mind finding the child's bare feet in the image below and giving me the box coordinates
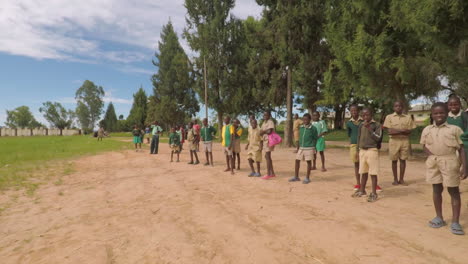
[321,167,327,172]
[392,181,399,186]
[224,168,230,172]
[311,166,317,170]
[398,180,408,186]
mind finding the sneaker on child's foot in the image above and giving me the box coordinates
[376,185,382,192]
[261,175,275,180]
[353,184,360,191]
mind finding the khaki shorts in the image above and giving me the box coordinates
[233,139,241,153]
[389,138,410,161]
[224,147,233,156]
[188,141,197,151]
[359,148,380,175]
[296,148,315,161]
[203,141,213,152]
[349,144,358,163]
[171,145,180,153]
[248,150,262,162]
[264,140,275,152]
[426,155,461,187]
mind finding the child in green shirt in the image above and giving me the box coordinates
[169,127,181,162]
[290,113,318,184]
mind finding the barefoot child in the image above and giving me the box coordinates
[187,122,200,165]
[260,111,277,179]
[232,119,243,170]
[169,127,181,162]
[201,118,216,166]
[222,116,234,174]
[421,102,467,235]
[312,112,328,171]
[293,113,303,153]
[290,113,318,184]
[346,105,363,190]
[383,101,416,186]
[132,125,143,152]
[245,119,263,177]
[353,108,383,202]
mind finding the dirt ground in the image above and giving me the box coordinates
[1,143,467,264]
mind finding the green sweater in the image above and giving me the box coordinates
[169,132,180,146]
[201,126,216,141]
[346,119,362,144]
[299,124,318,148]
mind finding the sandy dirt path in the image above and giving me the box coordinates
[1,143,467,264]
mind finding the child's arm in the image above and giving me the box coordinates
[423,145,433,156]
[245,142,249,151]
[259,140,263,152]
[459,145,467,180]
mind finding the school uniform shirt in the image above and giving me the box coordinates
[298,124,318,149]
[346,117,362,144]
[201,126,216,142]
[357,120,383,149]
[187,128,197,142]
[261,119,275,142]
[383,113,416,139]
[447,111,464,130]
[169,132,181,146]
[420,122,463,156]
[222,124,232,147]
[233,127,243,139]
[151,125,163,136]
[312,120,328,137]
[248,127,262,152]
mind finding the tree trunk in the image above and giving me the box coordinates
[284,68,293,147]
[217,111,224,142]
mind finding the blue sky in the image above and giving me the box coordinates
[0,0,262,126]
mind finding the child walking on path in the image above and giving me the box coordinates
[132,125,143,152]
[201,118,216,166]
[289,113,318,184]
[187,122,200,165]
[312,112,328,172]
[169,127,181,162]
[232,119,243,170]
[421,102,467,235]
[353,108,383,202]
[222,116,234,174]
[346,105,363,190]
[245,119,263,177]
[383,101,416,186]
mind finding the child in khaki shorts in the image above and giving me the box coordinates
[421,102,467,235]
[246,119,263,177]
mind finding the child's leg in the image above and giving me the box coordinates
[248,158,255,173]
[399,159,407,184]
[306,161,312,180]
[232,152,237,168]
[269,152,276,176]
[256,162,261,175]
[294,160,300,178]
[171,151,174,162]
[237,153,240,169]
[209,152,213,165]
[370,175,378,195]
[432,184,444,219]
[225,154,231,170]
[265,152,271,175]
[447,187,461,224]
[205,151,209,164]
[354,162,360,185]
[312,153,317,170]
[190,150,194,163]
[230,155,235,174]
[359,173,368,194]
[194,150,199,163]
[320,151,326,171]
[392,160,399,185]
[177,152,180,161]
[139,143,142,149]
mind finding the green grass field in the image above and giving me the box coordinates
[0,136,130,193]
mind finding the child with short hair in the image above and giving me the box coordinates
[311,112,328,171]
[222,116,234,174]
[187,122,200,165]
[346,105,362,190]
[353,108,382,202]
[447,95,468,172]
[245,119,263,177]
[169,127,181,162]
[289,113,318,184]
[383,101,416,186]
[201,118,216,166]
[421,102,467,235]
[132,125,143,152]
[232,119,243,170]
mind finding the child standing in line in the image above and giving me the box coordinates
[352,108,383,202]
[347,105,363,191]
[222,116,234,174]
[169,127,181,162]
[201,118,216,166]
[187,122,200,165]
[447,95,468,172]
[132,125,143,152]
[422,102,467,235]
[245,119,263,177]
[311,112,328,172]
[232,119,243,170]
[289,113,318,184]
[260,111,276,179]
[293,113,303,153]
[383,101,416,186]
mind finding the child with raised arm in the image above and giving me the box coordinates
[232,119,243,170]
[222,116,234,174]
[346,105,363,190]
[311,112,328,171]
[245,119,263,177]
[422,102,467,235]
[169,127,181,162]
[290,113,318,184]
[201,118,216,166]
[187,122,200,165]
[353,108,383,202]
[132,125,143,152]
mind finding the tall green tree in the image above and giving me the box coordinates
[75,80,105,130]
[5,106,42,129]
[127,87,148,128]
[102,102,118,132]
[39,101,74,129]
[149,21,199,127]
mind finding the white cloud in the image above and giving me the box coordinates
[0,0,262,64]
[103,90,132,105]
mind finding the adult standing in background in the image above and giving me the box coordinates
[150,121,163,154]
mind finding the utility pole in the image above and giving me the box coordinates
[285,66,293,147]
[204,56,208,120]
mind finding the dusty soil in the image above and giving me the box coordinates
[1,143,467,264]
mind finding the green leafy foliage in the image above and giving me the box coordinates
[75,80,105,130]
[5,106,42,129]
[39,101,74,129]
[102,102,118,132]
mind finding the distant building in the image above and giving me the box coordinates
[409,104,432,126]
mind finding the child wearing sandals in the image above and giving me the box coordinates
[289,113,318,184]
[421,102,467,235]
[352,108,382,202]
[246,119,263,177]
